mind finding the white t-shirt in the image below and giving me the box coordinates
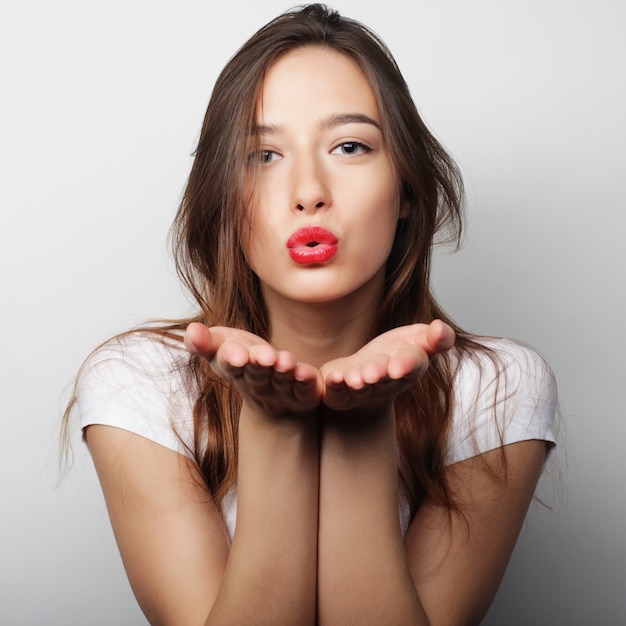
[77,332,558,539]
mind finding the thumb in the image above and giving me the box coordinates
[425,319,456,355]
[184,322,218,357]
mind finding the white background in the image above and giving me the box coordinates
[1,1,624,624]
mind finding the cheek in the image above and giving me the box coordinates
[371,178,401,238]
[240,202,267,275]
[241,217,262,271]
[371,182,402,260]
[241,178,260,258]
[241,206,280,278]
[244,177,276,238]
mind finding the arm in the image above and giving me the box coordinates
[317,406,426,625]
[316,322,547,625]
[404,440,547,625]
[87,324,322,626]
[208,403,319,625]
[317,321,451,625]
[86,426,229,625]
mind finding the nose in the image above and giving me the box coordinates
[290,154,330,213]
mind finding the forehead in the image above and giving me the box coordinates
[256,47,380,123]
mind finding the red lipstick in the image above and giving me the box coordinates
[287,226,338,264]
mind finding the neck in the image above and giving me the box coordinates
[264,283,384,369]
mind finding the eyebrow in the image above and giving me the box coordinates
[320,113,380,130]
[251,112,380,135]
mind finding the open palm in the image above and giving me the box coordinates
[320,320,455,412]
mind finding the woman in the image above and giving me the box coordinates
[68,4,557,624]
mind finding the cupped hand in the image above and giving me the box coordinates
[320,320,455,413]
[184,322,323,418]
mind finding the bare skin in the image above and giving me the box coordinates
[183,318,449,625]
[175,319,546,625]
[184,324,324,418]
[85,47,550,625]
[184,319,453,415]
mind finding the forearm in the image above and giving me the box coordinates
[206,405,319,626]
[317,409,429,625]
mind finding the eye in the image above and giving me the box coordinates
[331,142,372,157]
[248,149,282,165]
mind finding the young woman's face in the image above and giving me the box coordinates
[245,46,401,310]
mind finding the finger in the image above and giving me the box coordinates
[293,363,324,404]
[324,368,346,386]
[248,343,279,368]
[294,362,322,384]
[248,349,296,387]
[274,350,298,373]
[184,322,215,356]
[242,361,274,386]
[216,341,250,370]
[323,380,351,410]
[344,367,367,389]
[269,367,301,393]
[360,354,390,385]
[292,376,322,404]
[388,346,429,380]
[424,319,456,355]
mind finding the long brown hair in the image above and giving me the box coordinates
[65,4,488,520]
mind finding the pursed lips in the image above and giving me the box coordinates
[286,226,338,264]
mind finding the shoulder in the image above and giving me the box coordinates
[445,337,558,465]
[76,330,196,457]
[454,337,557,401]
[81,330,188,376]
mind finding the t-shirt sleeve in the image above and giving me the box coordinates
[76,333,195,458]
[444,339,558,466]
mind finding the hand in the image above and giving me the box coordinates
[320,320,455,413]
[184,322,323,419]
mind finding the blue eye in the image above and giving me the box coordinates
[332,142,372,156]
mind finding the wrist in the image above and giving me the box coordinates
[320,404,397,464]
[321,401,395,434]
[239,400,319,438]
